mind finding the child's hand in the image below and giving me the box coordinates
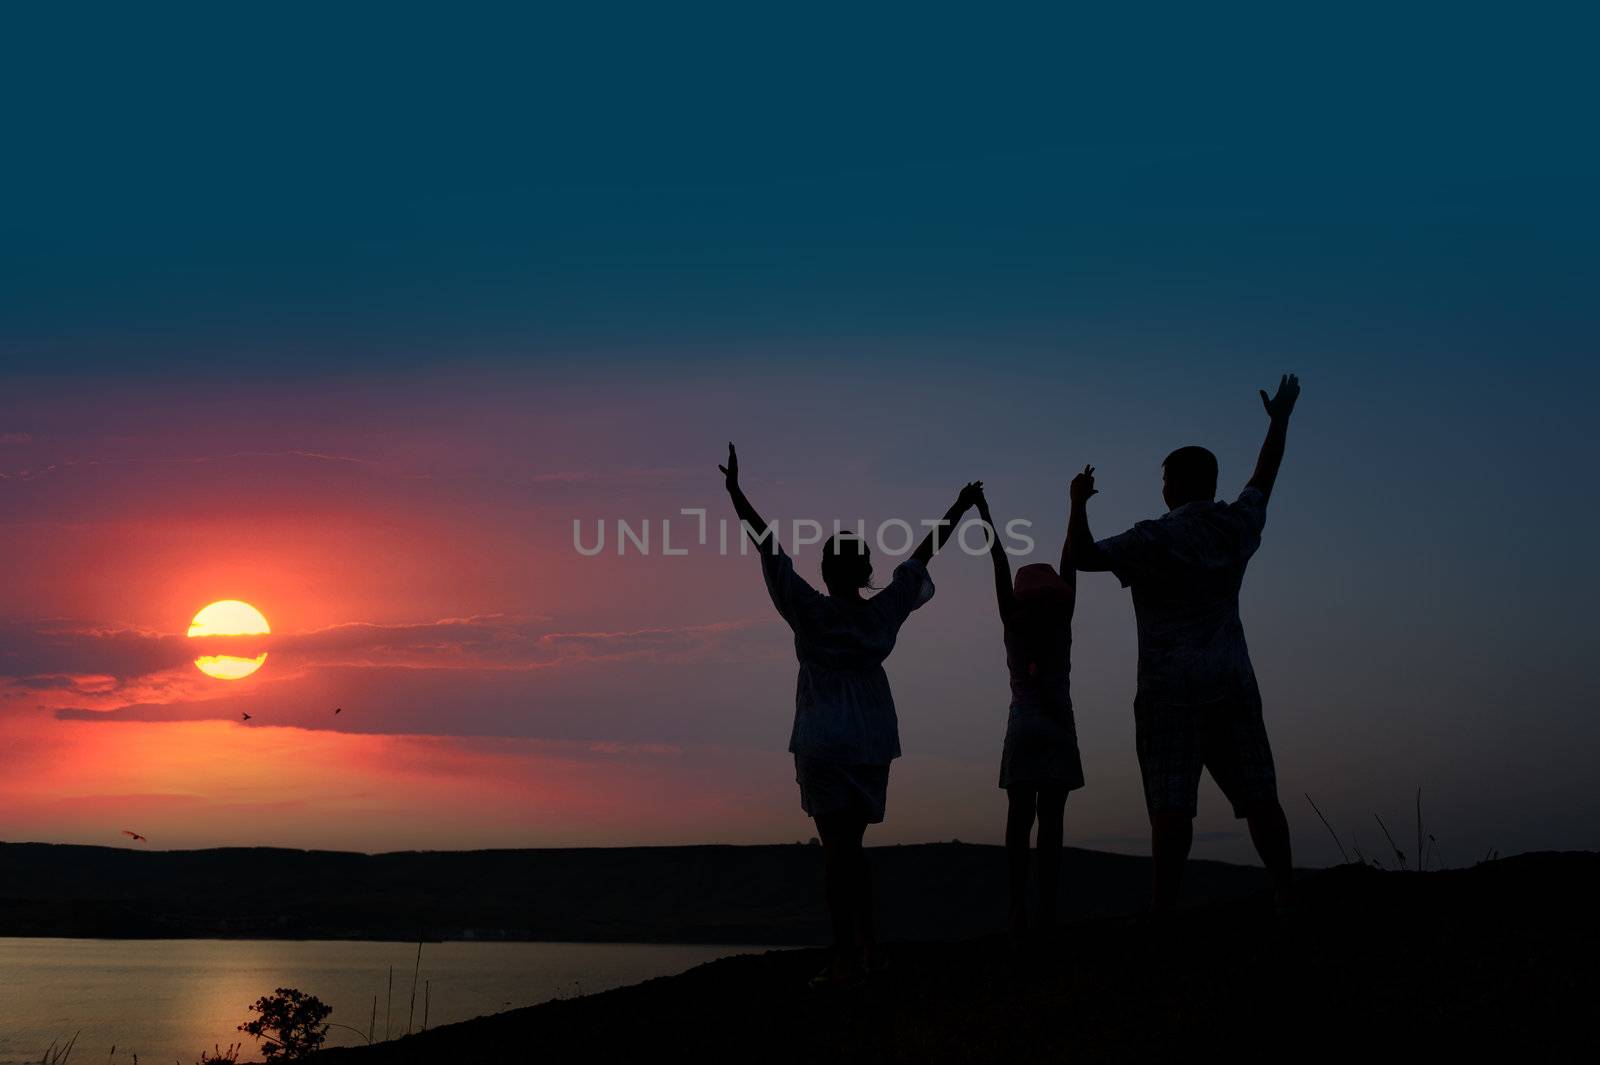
[957,480,985,511]
[1069,465,1097,505]
[717,442,739,491]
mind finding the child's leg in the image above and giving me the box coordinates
[1005,787,1037,936]
[1035,787,1067,930]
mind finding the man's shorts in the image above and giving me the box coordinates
[1135,692,1278,818]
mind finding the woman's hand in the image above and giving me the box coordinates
[717,442,739,492]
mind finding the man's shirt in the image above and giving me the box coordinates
[1095,486,1268,707]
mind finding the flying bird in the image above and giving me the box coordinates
[334,707,343,715]
[121,830,147,843]
[241,712,252,721]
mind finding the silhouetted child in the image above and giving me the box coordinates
[720,442,982,987]
[974,487,1083,945]
[1065,375,1301,913]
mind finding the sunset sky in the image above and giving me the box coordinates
[3,6,1596,865]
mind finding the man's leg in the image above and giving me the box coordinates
[1150,811,1193,911]
[1005,787,1037,940]
[1243,798,1294,908]
[1212,695,1293,910]
[1137,699,1200,912]
[1035,788,1067,931]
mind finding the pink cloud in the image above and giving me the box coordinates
[0,715,801,851]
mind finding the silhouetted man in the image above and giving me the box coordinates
[1066,375,1300,912]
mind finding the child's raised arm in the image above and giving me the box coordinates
[974,487,1016,621]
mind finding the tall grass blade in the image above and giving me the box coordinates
[407,938,423,1036]
[1375,812,1408,870]
[1304,792,1350,863]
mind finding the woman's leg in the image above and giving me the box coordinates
[1035,787,1068,932]
[1005,787,1038,939]
[815,812,867,976]
[855,835,878,964]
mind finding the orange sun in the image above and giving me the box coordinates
[188,600,270,680]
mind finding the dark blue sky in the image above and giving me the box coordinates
[5,4,1595,372]
[2,5,1597,860]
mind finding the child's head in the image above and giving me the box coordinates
[1010,564,1072,673]
[821,533,873,595]
[1162,445,1219,510]
[1012,564,1072,622]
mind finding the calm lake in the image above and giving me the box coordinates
[0,937,770,1064]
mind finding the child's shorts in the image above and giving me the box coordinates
[999,704,1085,792]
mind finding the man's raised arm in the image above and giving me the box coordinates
[1247,373,1301,502]
[1064,465,1112,572]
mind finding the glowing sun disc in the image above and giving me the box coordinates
[189,600,270,680]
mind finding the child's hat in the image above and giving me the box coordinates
[1013,563,1072,603]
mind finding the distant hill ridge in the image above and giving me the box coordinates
[0,841,1267,944]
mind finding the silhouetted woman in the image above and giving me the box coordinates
[720,443,980,987]
[973,486,1083,945]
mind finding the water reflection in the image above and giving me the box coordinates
[0,938,761,1064]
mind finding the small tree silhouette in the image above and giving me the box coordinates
[238,988,333,1061]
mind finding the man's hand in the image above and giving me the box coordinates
[717,442,739,491]
[1065,464,1109,571]
[1249,374,1299,499]
[1069,465,1097,505]
[1259,373,1301,422]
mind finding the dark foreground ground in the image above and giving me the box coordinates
[313,852,1597,1063]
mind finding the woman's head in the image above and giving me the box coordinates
[821,533,873,594]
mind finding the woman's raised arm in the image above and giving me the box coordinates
[720,442,777,555]
[911,481,983,567]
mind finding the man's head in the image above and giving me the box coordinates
[1162,446,1218,510]
[821,533,872,595]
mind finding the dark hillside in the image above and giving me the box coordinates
[0,841,1263,943]
[312,852,1598,1063]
